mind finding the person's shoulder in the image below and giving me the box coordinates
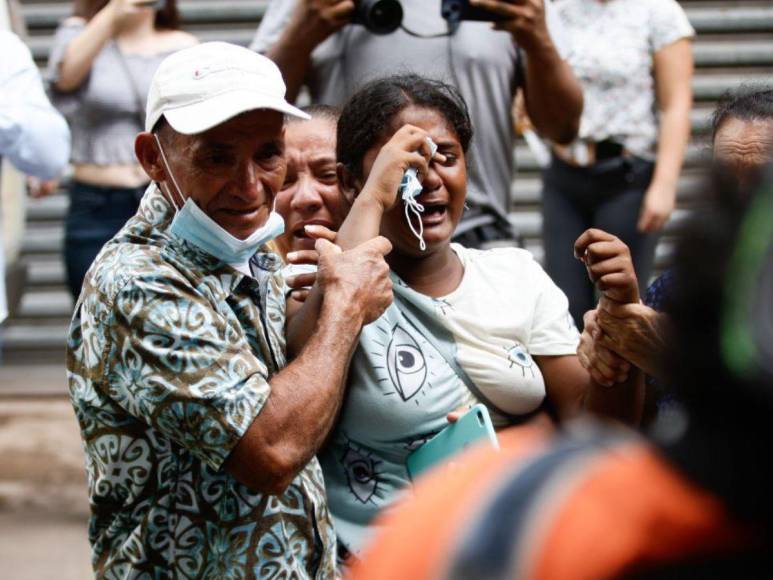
[456,244,542,274]
[157,29,199,50]
[88,239,190,304]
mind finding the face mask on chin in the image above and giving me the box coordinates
[154,134,285,265]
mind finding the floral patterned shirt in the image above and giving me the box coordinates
[66,184,336,578]
[555,0,694,158]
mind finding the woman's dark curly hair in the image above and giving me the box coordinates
[337,74,473,178]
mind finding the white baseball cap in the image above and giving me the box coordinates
[145,41,309,134]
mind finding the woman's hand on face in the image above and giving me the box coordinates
[361,125,446,212]
[106,0,153,30]
[574,228,640,305]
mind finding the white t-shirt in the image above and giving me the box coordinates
[556,0,695,157]
[441,243,580,421]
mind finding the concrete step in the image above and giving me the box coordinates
[17,290,73,319]
[21,1,773,33]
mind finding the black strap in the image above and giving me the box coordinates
[113,43,147,129]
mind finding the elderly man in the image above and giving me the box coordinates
[67,42,393,577]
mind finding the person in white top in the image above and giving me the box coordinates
[542,0,695,326]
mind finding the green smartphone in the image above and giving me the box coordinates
[406,404,499,481]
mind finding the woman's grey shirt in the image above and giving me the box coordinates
[46,21,170,165]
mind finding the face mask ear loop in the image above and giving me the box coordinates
[154,133,186,211]
[404,195,427,251]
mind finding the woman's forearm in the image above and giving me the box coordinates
[651,102,691,190]
[650,39,694,189]
[55,8,116,92]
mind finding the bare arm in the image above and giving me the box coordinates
[472,0,582,144]
[537,354,643,425]
[637,38,694,233]
[285,126,435,357]
[54,0,146,92]
[226,236,393,494]
[265,0,354,102]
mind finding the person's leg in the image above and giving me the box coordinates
[594,158,658,294]
[542,157,596,328]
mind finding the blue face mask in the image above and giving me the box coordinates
[154,134,285,264]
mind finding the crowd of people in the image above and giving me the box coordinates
[2,0,772,577]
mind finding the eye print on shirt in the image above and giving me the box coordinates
[371,321,440,406]
[341,440,384,504]
[505,343,536,378]
[386,325,428,402]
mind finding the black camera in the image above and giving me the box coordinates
[352,0,403,35]
[441,0,507,24]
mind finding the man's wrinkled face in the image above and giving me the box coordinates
[274,117,344,255]
[160,109,286,240]
[713,117,773,188]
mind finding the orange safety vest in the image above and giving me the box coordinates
[351,424,753,579]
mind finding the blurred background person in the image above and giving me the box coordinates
[543,0,694,327]
[578,86,773,426]
[251,0,582,248]
[46,0,196,299]
[349,162,773,579]
[1,27,69,346]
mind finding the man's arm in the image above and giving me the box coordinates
[0,32,70,180]
[471,0,582,144]
[226,236,393,494]
[261,0,354,102]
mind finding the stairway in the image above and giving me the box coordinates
[3,0,773,364]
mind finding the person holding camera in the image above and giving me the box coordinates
[251,0,582,248]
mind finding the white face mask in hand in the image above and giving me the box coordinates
[399,138,438,252]
[154,134,285,264]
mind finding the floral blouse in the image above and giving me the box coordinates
[555,0,694,158]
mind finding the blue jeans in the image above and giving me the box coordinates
[64,181,145,299]
[541,154,656,328]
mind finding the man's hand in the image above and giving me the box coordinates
[470,0,551,52]
[574,228,640,305]
[637,181,676,233]
[595,297,672,381]
[316,235,394,325]
[290,0,355,47]
[577,308,631,388]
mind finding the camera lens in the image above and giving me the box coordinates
[354,0,403,35]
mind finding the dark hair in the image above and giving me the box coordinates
[336,74,473,178]
[287,104,341,125]
[73,0,181,30]
[711,86,773,143]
